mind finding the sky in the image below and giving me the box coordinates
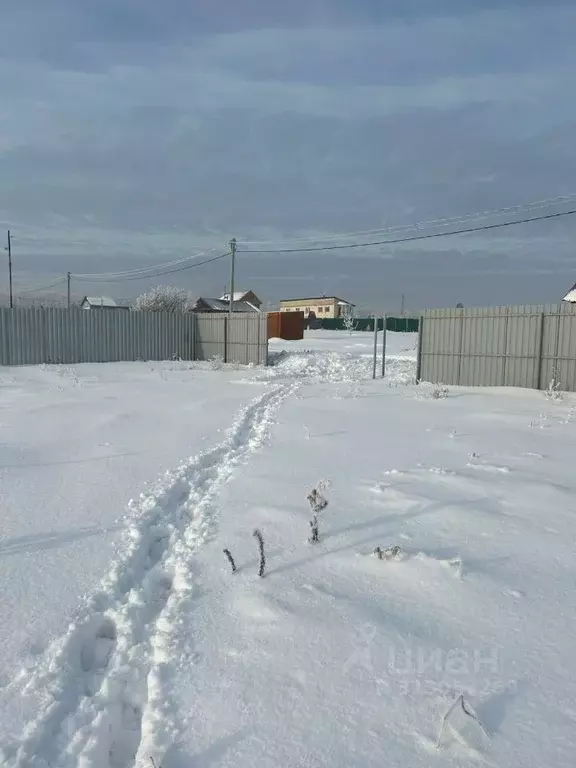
[1,0,576,311]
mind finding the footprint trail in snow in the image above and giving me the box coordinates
[0,382,295,768]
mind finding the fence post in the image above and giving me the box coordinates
[553,302,562,384]
[372,317,378,379]
[535,312,545,390]
[191,314,197,361]
[381,316,387,378]
[456,309,465,385]
[41,306,49,364]
[416,316,424,381]
[501,312,510,386]
[0,309,9,365]
[257,313,266,365]
[223,316,228,363]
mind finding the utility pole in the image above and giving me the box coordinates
[67,272,71,309]
[372,316,379,379]
[400,293,405,316]
[6,230,13,309]
[381,316,388,378]
[228,237,236,322]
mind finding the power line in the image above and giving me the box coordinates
[16,276,68,294]
[73,251,230,283]
[235,193,576,246]
[11,196,576,293]
[238,208,576,254]
[72,247,219,281]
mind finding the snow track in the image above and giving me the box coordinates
[0,382,295,768]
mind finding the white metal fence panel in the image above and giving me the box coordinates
[226,312,267,366]
[0,309,268,367]
[419,303,576,391]
[194,314,226,363]
[194,312,267,365]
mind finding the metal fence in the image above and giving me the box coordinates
[195,312,267,365]
[418,303,576,391]
[0,308,268,367]
[316,317,420,332]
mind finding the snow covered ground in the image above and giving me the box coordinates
[1,330,575,767]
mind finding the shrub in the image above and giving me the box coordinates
[545,367,563,401]
[209,354,224,371]
[418,382,449,400]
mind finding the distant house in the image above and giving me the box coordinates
[219,290,262,310]
[80,296,130,311]
[279,296,354,319]
[192,297,261,313]
[562,283,576,303]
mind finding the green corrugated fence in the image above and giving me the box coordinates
[386,317,419,332]
[317,317,419,332]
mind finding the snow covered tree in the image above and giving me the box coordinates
[133,285,190,313]
[342,306,357,334]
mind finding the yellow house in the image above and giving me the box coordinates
[279,296,354,319]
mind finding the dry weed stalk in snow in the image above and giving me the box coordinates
[56,366,80,385]
[374,545,403,561]
[223,548,237,573]
[307,483,329,544]
[346,380,363,399]
[430,383,449,399]
[545,367,564,401]
[209,354,224,370]
[417,381,449,400]
[309,515,319,544]
[307,488,328,514]
[253,528,266,577]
